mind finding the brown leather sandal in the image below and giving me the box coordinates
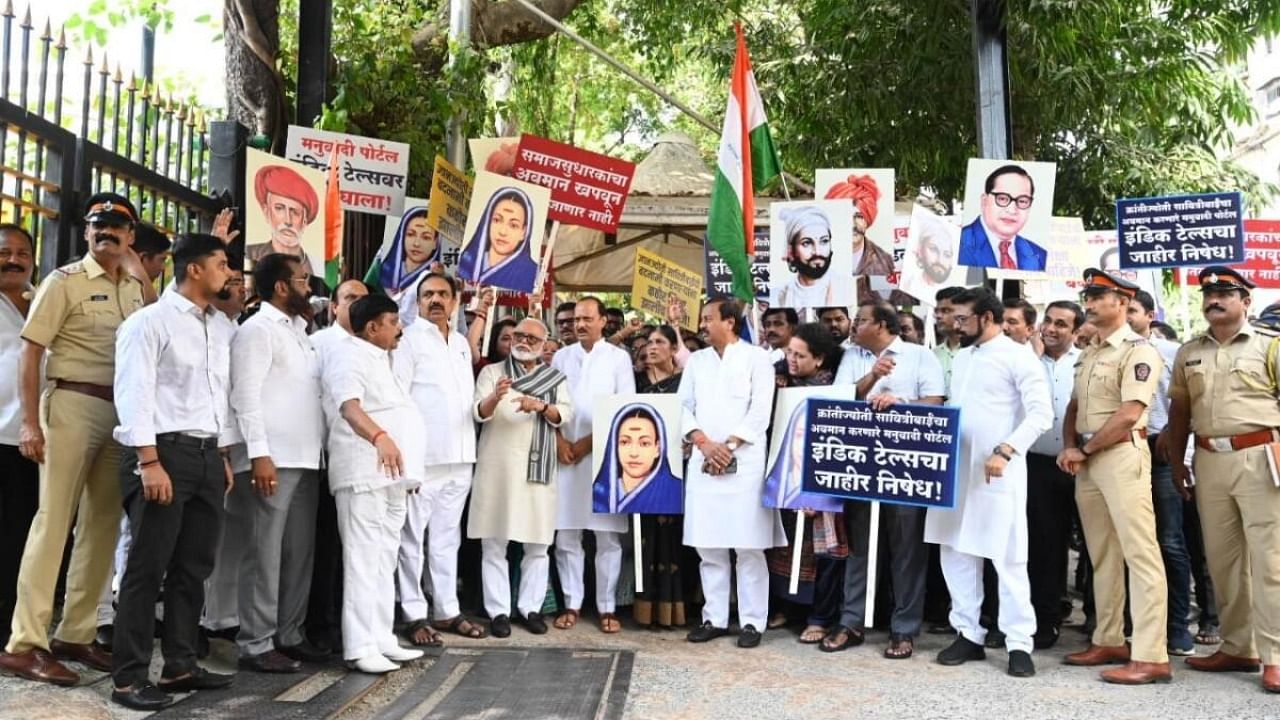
[553,609,579,630]
[599,613,622,634]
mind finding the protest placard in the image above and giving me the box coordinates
[1117,191,1244,269]
[631,248,702,332]
[959,159,1057,272]
[456,171,552,294]
[1172,219,1280,289]
[426,155,473,248]
[284,125,410,216]
[590,394,685,516]
[815,169,897,275]
[801,398,959,508]
[512,134,637,233]
[768,200,856,310]
[244,148,326,275]
[705,229,770,299]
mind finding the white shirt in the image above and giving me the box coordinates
[230,302,324,469]
[1029,346,1081,456]
[113,290,232,447]
[322,334,425,493]
[1147,336,1179,434]
[310,324,352,431]
[393,319,476,466]
[834,337,946,401]
[551,339,636,444]
[0,290,31,444]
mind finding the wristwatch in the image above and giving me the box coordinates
[992,444,1013,461]
[726,439,741,451]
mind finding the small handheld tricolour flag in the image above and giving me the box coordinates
[706,22,782,302]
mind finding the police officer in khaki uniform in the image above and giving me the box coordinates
[1162,266,1280,693]
[0,193,145,686]
[1056,268,1168,684]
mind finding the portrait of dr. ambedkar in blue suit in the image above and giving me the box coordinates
[958,164,1048,271]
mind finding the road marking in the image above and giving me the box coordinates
[275,668,345,703]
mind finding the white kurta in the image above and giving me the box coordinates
[466,362,573,545]
[679,340,786,549]
[924,334,1052,563]
[551,340,634,532]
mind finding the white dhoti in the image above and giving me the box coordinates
[336,484,406,661]
[940,544,1036,653]
[554,529,623,613]
[481,538,550,618]
[396,463,472,621]
[697,547,769,630]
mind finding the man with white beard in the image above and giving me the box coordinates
[924,287,1052,678]
[468,319,571,637]
[551,298,635,634]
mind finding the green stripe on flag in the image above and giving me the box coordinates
[747,123,781,191]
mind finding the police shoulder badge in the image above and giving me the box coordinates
[1134,362,1151,382]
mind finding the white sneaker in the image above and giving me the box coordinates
[350,655,400,674]
[382,645,424,663]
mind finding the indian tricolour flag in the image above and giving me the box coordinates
[324,146,344,288]
[707,22,782,301]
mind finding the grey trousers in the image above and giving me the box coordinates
[235,467,319,656]
[203,470,252,631]
[839,501,928,637]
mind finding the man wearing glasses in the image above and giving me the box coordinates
[958,165,1048,271]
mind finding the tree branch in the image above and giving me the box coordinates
[411,0,586,59]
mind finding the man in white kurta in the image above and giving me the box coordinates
[924,288,1051,677]
[322,295,426,674]
[680,298,783,648]
[230,254,325,671]
[550,298,635,632]
[467,319,572,637]
[392,272,485,644]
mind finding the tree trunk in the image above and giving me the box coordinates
[412,0,586,59]
[224,0,289,152]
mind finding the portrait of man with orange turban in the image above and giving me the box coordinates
[823,174,896,276]
[246,162,325,276]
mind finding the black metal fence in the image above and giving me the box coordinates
[0,5,224,277]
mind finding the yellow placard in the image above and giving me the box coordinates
[631,248,702,332]
[426,155,473,247]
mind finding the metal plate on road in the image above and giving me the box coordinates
[153,646,632,720]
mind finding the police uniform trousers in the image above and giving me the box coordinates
[554,530,623,614]
[481,539,550,619]
[335,484,405,662]
[7,388,122,653]
[396,463,472,622]
[236,468,318,657]
[1076,440,1168,662]
[1194,445,1280,664]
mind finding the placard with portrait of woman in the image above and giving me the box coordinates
[591,394,684,515]
[456,170,551,294]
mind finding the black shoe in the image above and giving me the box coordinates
[95,624,114,652]
[207,626,240,642]
[984,629,1006,649]
[112,681,174,711]
[238,649,301,674]
[686,621,730,643]
[926,622,955,635]
[937,636,987,666]
[1008,650,1036,677]
[737,624,762,649]
[490,614,511,638]
[159,667,235,691]
[1033,626,1060,650]
[197,630,210,659]
[520,612,548,635]
[277,640,331,663]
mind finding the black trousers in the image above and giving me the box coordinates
[1026,452,1075,631]
[0,444,39,647]
[112,437,223,687]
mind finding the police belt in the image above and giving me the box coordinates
[1079,427,1147,450]
[54,379,113,403]
[1195,428,1279,453]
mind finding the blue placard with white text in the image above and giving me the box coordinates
[1116,191,1244,269]
[801,398,959,509]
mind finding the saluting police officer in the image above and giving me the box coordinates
[1162,266,1280,693]
[0,193,146,686]
[1056,268,1168,684]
